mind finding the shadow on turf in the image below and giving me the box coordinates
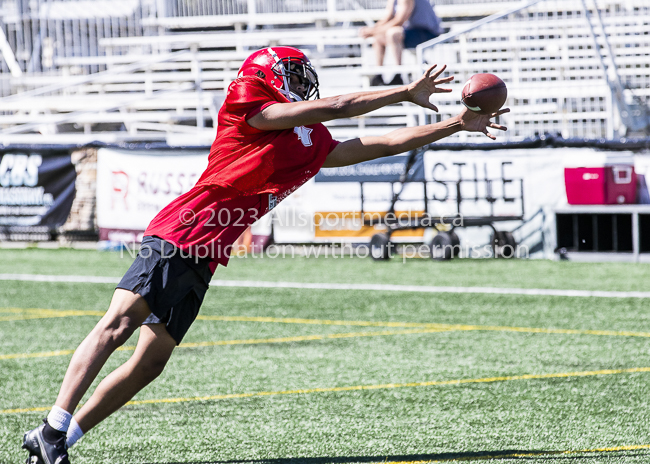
[152,449,650,464]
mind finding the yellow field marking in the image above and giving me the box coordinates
[195,315,428,327]
[382,443,650,463]
[0,328,449,360]
[84,366,650,409]
[197,315,650,338]
[0,315,65,322]
[177,327,449,349]
[4,309,650,361]
[0,307,104,321]
[0,345,138,361]
[430,322,650,338]
[3,366,650,415]
[5,308,650,339]
[0,406,52,414]
[0,349,77,360]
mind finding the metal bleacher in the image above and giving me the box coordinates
[0,0,649,146]
[415,0,650,142]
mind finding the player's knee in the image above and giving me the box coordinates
[140,357,169,381]
[98,317,139,347]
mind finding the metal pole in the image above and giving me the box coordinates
[0,25,23,77]
[247,0,257,30]
[580,0,632,134]
[633,211,639,262]
[520,179,525,218]
[423,181,428,215]
[191,45,204,129]
[327,0,337,25]
[360,182,364,216]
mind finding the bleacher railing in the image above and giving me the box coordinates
[1,0,649,144]
[162,0,527,17]
[0,0,533,77]
[0,0,153,76]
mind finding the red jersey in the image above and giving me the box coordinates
[145,76,339,269]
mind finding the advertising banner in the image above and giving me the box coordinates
[0,151,76,232]
[272,148,567,246]
[314,154,425,183]
[96,148,208,242]
[94,145,650,255]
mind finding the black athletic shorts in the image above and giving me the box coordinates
[404,28,438,49]
[117,236,213,345]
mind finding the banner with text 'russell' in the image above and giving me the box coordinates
[96,148,208,242]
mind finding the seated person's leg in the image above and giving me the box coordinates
[382,26,406,85]
[387,26,406,66]
[370,32,388,86]
[399,28,438,84]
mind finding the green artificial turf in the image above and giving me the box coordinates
[1,250,650,463]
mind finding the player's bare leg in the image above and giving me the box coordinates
[73,323,176,434]
[55,289,153,412]
[22,289,152,464]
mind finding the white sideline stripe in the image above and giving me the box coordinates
[1,274,649,299]
[212,280,650,299]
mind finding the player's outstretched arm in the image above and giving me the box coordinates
[247,64,453,131]
[322,107,509,168]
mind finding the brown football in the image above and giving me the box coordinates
[461,73,507,115]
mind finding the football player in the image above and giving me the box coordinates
[22,46,508,464]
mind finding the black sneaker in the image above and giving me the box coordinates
[22,420,70,464]
[386,74,404,86]
[370,74,384,86]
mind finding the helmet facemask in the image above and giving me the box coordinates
[272,57,320,102]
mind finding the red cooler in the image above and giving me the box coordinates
[564,153,636,205]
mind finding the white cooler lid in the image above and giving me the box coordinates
[563,152,635,168]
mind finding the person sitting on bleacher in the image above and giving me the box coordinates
[360,0,442,86]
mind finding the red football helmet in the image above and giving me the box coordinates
[237,46,319,102]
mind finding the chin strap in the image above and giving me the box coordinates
[266,47,303,102]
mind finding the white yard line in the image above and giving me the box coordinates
[0,274,648,298]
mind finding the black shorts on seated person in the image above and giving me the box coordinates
[404,28,438,49]
[117,235,213,345]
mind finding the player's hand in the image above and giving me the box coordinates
[459,106,509,140]
[406,64,454,112]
